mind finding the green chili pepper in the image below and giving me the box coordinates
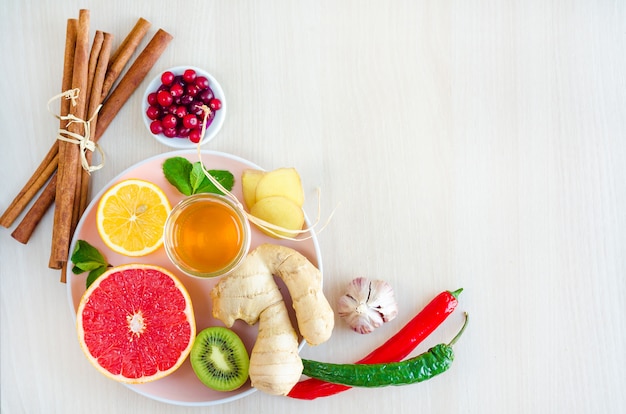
[301,313,468,388]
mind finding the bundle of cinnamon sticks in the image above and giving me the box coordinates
[0,10,173,281]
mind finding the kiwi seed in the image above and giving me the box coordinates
[190,326,250,392]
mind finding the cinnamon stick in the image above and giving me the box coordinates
[1,30,111,246]
[0,146,59,228]
[85,31,104,112]
[95,28,173,142]
[101,17,151,99]
[78,32,113,215]
[55,18,79,212]
[0,18,77,228]
[50,9,90,269]
[2,20,173,270]
[11,174,58,244]
[52,27,172,270]
[2,26,172,251]
[70,30,103,236]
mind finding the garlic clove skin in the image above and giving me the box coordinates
[337,277,399,334]
[366,279,399,323]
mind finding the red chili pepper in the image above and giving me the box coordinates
[287,288,463,400]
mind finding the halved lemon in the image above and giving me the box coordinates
[96,179,171,257]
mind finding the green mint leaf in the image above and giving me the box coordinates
[72,260,106,273]
[192,166,235,195]
[189,162,206,194]
[70,240,107,274]
[70,240,110,288]
[163,156,235,196]
[163,157,193,196]
[86,266,109,289]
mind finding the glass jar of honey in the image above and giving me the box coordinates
[163,193,250,278]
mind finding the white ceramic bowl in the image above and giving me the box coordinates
[142,66,226,149]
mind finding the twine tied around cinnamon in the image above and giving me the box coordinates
[47,88,105,174]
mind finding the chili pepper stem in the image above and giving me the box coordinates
[450,288,463,299]
[448,312,469,347]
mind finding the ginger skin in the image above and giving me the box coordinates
[211,251,283,327]
[248,302,303,395]
[211,243,334,396]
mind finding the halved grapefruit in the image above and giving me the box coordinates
[76,264,196,383]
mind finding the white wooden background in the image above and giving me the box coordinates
[1,1,624,413]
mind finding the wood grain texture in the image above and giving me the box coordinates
[1,1,625,413]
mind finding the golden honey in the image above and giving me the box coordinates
[164,194,250,277]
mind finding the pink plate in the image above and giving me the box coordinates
[66,150,322,406]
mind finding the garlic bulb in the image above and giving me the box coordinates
[337,277,398,334]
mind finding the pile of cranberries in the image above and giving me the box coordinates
[146,68,222,143]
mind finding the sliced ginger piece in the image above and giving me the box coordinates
[250,196,305,238]
[254,167,304,207]
[241,169,265,210]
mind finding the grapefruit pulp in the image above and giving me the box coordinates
[76,264,196,383]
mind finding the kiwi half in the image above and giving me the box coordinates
[190,326,250,392]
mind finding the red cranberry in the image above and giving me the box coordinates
[161,114,178,129]
[183,114,199,129]
[161,71,175,86]
[189,128,202,143]
[199,88,214,104]
[177,127,191,138]
[185,84,200,97]
[183,69,197,83]
[163,127,178,138]
[189,101,204,116]
[173,105,188,119]
[180,94,193,105]
[147,68,223,142]
[146,106,160,120]
[170,83,184,98]
[157,90,173,107]
[147,92,158,106]
[149,120,163,135]
[209,98,222,110]
[194,76,209,89]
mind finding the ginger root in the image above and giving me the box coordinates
[248,301,303,395]
[211,243,334,395]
